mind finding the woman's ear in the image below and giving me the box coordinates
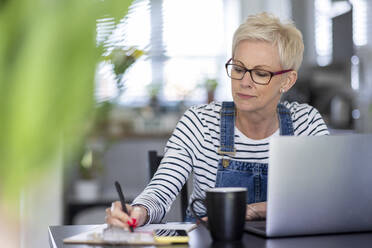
[280,70,297,93]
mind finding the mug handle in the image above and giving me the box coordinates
[190,198,208,228]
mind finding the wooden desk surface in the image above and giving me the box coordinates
[49,224,372,248]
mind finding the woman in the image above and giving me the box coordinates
[105,12,329,229]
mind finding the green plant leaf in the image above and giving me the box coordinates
[0,0,133,212]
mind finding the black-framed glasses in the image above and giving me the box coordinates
[225,58,292,85]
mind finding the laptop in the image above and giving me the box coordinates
[245,134,372,238]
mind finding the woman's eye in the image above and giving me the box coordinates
[254,70,270,77]
[233,66,245,73]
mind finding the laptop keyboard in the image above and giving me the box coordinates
[245,221,266,231]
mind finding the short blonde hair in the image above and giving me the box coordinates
[232,12,304,71]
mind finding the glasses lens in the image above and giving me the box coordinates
[251,69,271,85]
[227,64,245,80]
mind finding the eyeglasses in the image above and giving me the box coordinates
[225,58,292,85]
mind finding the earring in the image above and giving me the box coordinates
[280,88,285,94]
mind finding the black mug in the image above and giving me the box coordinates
[191,187,247,241]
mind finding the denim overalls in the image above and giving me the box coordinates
[184,101,294,221]
[215,101,294,204]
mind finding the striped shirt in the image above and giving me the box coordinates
[132,101,329,223]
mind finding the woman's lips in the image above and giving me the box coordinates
[237,93,256,99]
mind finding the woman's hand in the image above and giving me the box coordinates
[105,201,148,230]
[196,202,267,223]
[246,202,267,221]
[196,216,208,225]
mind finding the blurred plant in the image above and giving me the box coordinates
[199,78,219,103]
[79,43,145,181]
[78,101,112,180]
[91,101,115,137]
[80,149,95,180]
[84,47,145,154]
[0,0,134,216]
[86,46,145,144]
[203,78,219,92]
[104,47,145,94]
[147,82,162,102]
[79,146,104,180]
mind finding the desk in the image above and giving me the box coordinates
[49,225,372,248]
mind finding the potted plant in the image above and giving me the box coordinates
[75,143,104,201]
[147,82,162,110]
[73,46,146,199]
[104,46,145,100]
[203,78,219,103]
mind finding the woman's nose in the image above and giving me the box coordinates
[240,72,254,88]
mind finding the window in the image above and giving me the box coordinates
[314,0,367,67]
[95,0,239,106]
[95,0,151,104]
[350,0,367,47]
[314,0,333,66]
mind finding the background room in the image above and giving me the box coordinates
[1,0,371,247]
[66,0,372,229]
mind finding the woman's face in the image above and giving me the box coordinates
[231,40,291,113]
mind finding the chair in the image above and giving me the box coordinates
[148,150,189,221]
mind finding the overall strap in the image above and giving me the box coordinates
[218,101,236,155]
[277,103,294,136]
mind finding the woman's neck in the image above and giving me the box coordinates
[235,106,279,140]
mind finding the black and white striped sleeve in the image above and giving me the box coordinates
[306,107,329,136]
[131,108,200,223]
[287,102,330,136]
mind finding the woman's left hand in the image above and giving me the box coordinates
[246,202,266,221]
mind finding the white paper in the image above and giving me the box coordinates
[64,222,197,245]
[135,222,197,233]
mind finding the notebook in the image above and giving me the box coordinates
[64,222,197,245]
[245,134,372,237]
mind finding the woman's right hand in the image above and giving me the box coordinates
[246,202,266,221]
[105,201,148,230]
